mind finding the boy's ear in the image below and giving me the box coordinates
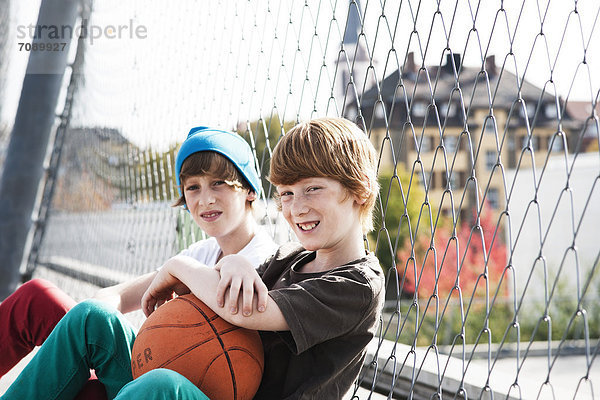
[246,190,257,202]
[355,174,371,205]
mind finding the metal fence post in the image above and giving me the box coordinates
[0,0,80,300]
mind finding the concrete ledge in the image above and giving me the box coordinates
[360,339,520,399]
[36,256,136,288]
[438,339,598,359]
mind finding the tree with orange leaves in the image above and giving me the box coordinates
[396,203,508,300]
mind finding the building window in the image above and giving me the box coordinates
[449,171,462,190]
[508,136,515,151]
[485,150,497,170]
[444,135,458,154]
[412,101,427,117]
[430,170,437,188]
[528,103,537,117]
[521,135,539,151]
[545,103,558,119]
[520,102,537,119]
[374,103,386,120]
[532,135,539,151]
[520,135,527,149]
[487,187,500,209]
[484,118,496,135]
[419,135,431,153]
[549,134,564,152]
[439,102,456,118]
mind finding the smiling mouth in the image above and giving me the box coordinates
[297,221,319,231]
[201,211,222,219]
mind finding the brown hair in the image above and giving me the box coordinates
[173,151,254,208]
[269,117,379,232]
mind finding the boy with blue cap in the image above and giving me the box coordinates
[94,126,275,314]
[0,127,277,399]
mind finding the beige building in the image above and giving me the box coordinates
[349,53,574,223]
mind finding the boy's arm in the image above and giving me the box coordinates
[142,255,289,331]
[93,272,157,313]
[214,254,269,316]
[94,270,191,314]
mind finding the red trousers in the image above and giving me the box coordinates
[0,278,107,399]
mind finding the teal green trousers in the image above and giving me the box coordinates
[1,300,209,400]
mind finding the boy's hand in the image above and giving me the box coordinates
[142,257,190,317]
[215,254,268,317]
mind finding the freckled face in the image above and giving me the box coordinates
[183,174,255,242]
[277,177,363,255]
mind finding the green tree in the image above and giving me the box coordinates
[369,165,432,278]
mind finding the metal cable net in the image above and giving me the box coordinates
[8,0,599,398]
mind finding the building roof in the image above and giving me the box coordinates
[343,0,362,46]
[564,101,599,121]
[358,53,558,112]
[341,0,370,64]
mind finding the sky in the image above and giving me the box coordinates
[1,0,599,150]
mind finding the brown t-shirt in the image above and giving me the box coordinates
[253,243,385,399]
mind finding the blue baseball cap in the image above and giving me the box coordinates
[175,127,261,195]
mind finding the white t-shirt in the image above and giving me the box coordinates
[177,228,278,268]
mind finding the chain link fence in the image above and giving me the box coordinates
[1,0,599,398]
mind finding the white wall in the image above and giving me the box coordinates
[505,152,600,304]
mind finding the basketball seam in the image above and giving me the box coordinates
[138,321,213,335]
[156,336,218,368]
[198,353,224,387]
[179,296,239,400]
[226,346,264,371]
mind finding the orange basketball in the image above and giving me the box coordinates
[131,294,264,400]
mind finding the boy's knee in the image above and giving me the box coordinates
[19,279,63,304]
[137,368,183,387]
[69,299,107,316]
[62,299,135,358]
[66,299,121,328]
[19,278,53,294]
[117,369,208,399]
[18,278,76,311]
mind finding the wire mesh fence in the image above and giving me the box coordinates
[1,0,599,398]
